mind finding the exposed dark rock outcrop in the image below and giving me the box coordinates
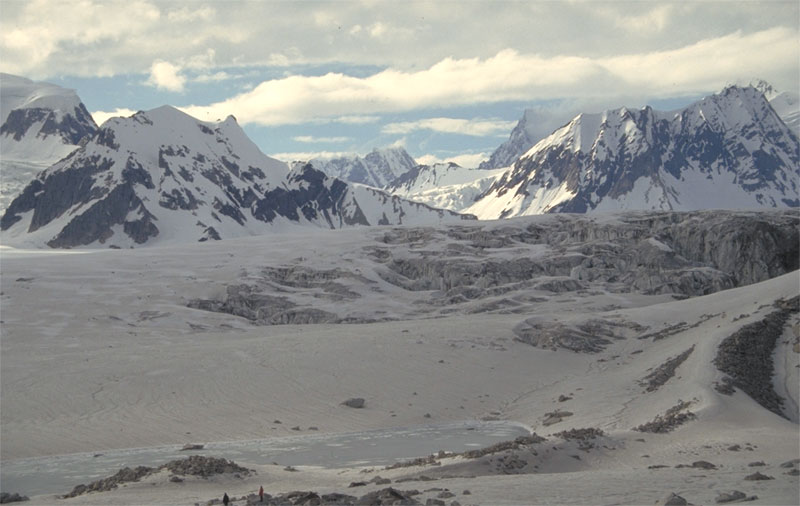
[342,397,366,409]
[460,434,546,459]
[640,346,695,392]
[634,400,696,433]
[64,465,154,498]
[715,491,754,504]
[514,318,646,353]
[0,493,29,504]
[655,492,689,506]
[714,296,799,419]
[64,456,252,498]
[2,102,96,145]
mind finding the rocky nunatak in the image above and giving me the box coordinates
[64,456,253,498]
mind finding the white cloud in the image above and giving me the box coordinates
[329,115,380,124]
[0,0,161,77]
[194,71,233,83]
[271,151,352,163]
[369,22,387,38]
[416,152,489,168]
[1,0,796,89]
[604,4,675,34]
[91,107,137,126]
[185,48,217,70]
[383,117,516,137]
[167,5,215,23]
[146,60,186,92]
[293,135,352,143]
[180,28,799,126]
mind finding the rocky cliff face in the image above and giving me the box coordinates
[0,107,471,248]
[468,86,799,218]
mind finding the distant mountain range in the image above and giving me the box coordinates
[467,85,798,218]
[480,82,800,171]
[306,147,417,188]
[0,73,797,248]
[0,106,470,248]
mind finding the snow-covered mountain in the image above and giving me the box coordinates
[307,147,417,188]
[479,109,540,170]
[467,85,799,219]
[0,106,471,248]
[385,162,506,211]
[480,81,799,173]
[0,73,98,212]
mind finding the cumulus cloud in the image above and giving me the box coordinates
[146,60,186,92]
[0,0,161,76]
[293,135,352,143]
[166,5,215,23]
[334,115,381,124]
[271,151,353,163]
[604,4,676,34]
[180,27,799,126]
[383,117,517,137]
[91,107,137,126]
[194,71,233,83]
[416,152,490,168]
[4,0,794,87]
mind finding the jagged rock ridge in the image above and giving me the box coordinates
[468,86,799,218]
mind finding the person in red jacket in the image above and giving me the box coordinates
[259,486,264,502]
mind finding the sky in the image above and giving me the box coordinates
[1,0,798,167]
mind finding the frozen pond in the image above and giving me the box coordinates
[1,420,529,498]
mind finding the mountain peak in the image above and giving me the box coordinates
[1,74,98,211]
[479,108,543,169]
[0,73,85,125]
[310,146,417,188]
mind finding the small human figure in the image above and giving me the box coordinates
[259,485,264,502]
[222,492,230,506]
